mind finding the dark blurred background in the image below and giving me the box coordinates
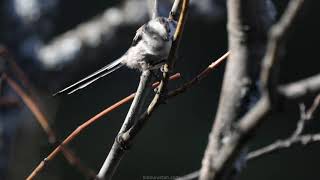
[0,0,319,179]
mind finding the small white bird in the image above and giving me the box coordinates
[54,17,176,96]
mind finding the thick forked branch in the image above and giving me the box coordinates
[95,0,189,179]
[199,0,306,180]
[199,0,275,179]
[96,70,153,179]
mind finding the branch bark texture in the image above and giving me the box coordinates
[199,0,275,179]
[95,0,189,179]
[199,0,306,180]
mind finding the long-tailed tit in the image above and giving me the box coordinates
[54,17,177,96]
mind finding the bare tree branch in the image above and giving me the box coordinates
[199,0,306,180]
[177,171,200,180]
[36,1,150,70]
[96,70,153,179]
[150,0,160,19]
[178,94,320,180]
[95,0,189,179]
[168,51,229,98]
[199,0,275,179]
[178,133,320,180]
[248,133,320,160]
[180,90,319,180]
[279,74,320,102]
[247,93,320,160]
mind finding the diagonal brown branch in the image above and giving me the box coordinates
[3,74,96,179]
[26,73,180,180]
[4,74,56,142]
[168,51,229,98]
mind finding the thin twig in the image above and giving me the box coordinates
[247,93,320,160]
[170,0,182,20]
[179,91,319,180]
[306,94,320,119]
[178,133,320,180]
[260,0,306,100]
[168,51,229,98]
[247,133,320,160]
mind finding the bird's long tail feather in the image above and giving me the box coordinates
[53,58,124,96]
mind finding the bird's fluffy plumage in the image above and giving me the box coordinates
[54,17,177,96]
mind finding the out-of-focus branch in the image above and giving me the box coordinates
[279,74,320,102]
[150,0,160,19]
[199,0,275,179]
[1,48,96,178]
[177,93,320,180]
[248,133,320,160]
[4,74,55,142]
[180,86,320,180]
[3,74,96,179]
[36,1,150,70]
[0,96,20,108]
[199,0,306,180]
[247,93,320,160]
[170,0,182,20]
[3,0,227,91]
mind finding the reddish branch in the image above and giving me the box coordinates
[1,48,96,178]
[4,74,96,178]
[27,51,229,179]
[26,73,181,180]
